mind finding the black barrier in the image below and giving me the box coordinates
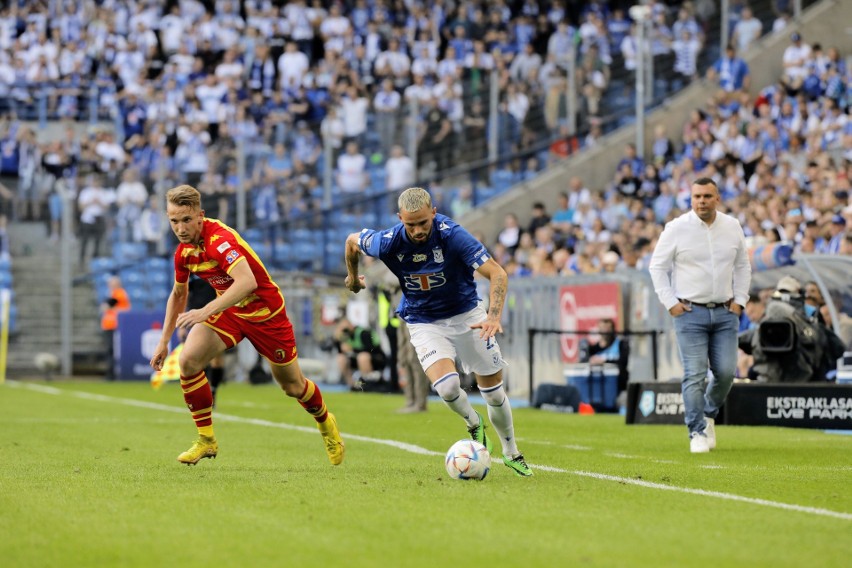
[527,328,661,405]
[626,381,852,430]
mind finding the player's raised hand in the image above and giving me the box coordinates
[345,274,366,293]
[470,316,503,339]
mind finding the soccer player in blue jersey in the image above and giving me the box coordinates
[344,187,532,476]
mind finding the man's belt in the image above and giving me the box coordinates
[678,298,733,309]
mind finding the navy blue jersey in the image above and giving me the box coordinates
[359,213,491,323]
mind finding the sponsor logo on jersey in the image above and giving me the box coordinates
[383,231,393,238]
[413,254,427,262]
[209,275,233,286]
[404,272,447,291]
[209,235,221,244]
[439,222,450,231]
[432,248,444,263]
[225,250,240,264]
[217,241,231,253]
[397,254,405,262]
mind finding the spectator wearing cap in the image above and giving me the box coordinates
[781,32,811,91]
[822,214,847,254]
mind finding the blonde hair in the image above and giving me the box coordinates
[398,187,432,213]
[166,184,201,209]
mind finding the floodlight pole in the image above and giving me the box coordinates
[635,14,646,160]
[60,180,73,377]
[566,47,577,136]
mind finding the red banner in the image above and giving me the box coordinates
[559,283,622,362]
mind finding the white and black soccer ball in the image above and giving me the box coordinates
[445,439,491,481]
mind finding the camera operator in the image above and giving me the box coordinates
[333,316,386,389]
[738,276,844,382]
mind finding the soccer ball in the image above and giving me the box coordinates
[445,439,491,480]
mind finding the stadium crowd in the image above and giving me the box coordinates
[0,0,847,280]
[1,0,770,257]
[487,28,852,279]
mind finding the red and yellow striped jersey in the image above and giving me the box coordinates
[173,218,285,322]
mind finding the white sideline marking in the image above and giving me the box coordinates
[7,381,852,521]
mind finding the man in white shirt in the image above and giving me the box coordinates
[336,141,368,195]
[781,32,812,90]
[373,79,401,159]
[732,7,762,53]
[649,178,751,454]
[384,145,414,192]
[115,168,148,242]
[277,41,309,89]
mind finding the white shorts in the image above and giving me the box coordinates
[407,303,508,376]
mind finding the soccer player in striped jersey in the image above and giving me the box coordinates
[149,185,344,466]
[344,187,532,476]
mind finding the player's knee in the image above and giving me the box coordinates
[178,352,206,376]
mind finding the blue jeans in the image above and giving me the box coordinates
[673,306,739,436]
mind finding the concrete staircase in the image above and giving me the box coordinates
[7,221,104,376]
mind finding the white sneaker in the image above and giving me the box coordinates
[690,433,710,454]
[704,417,716,450]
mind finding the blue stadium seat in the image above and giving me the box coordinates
[142,257,170,273]
[475,187,499,203]
[242,227,263,242]
[119,268,144,286]
[492,169,516,192]
[0,271,12,289]
[89,256,117,274]
[0,257,11,272]
[112,242,147,261]
[294,242,320,262]
[125,284,149,308]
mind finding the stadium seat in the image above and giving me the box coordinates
[492,169,516,192]
[242,227,263,242]
[142,257,170,273]
[89,256,117,274]
[112,242,147,261]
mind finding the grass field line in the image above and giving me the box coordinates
[9,381,852,522]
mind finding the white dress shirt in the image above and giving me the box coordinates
[649,210,751,310]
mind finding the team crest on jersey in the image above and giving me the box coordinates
[432,248,444,263]
[413,254,427,262]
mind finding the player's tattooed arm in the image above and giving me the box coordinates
[488,269,508,319]
[472,258,508,338]
[344,233,366,293]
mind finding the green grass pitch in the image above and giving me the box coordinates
[1,380,850,567]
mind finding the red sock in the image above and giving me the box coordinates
[298,379,328,423]
[181,371,214,436]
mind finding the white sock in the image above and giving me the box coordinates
[433,372,477,427]
[479,382,519,457]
